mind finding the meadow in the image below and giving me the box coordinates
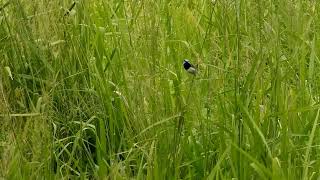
[1,0,320,179]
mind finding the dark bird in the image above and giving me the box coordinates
[183,59,197,75]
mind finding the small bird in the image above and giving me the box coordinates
[183,59,197,75]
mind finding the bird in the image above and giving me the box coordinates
[183,59,197,75]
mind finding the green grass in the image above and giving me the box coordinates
[1,0,320,179]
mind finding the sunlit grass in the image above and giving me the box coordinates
[1,0,320,179]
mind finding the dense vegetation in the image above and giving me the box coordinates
[1,0,320,179]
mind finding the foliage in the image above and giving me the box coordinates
[1,0,320,179]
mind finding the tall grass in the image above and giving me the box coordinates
[1,0,320,179]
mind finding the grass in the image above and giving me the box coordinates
[1,0,320,179]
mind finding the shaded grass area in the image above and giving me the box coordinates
[1,0,320,179]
